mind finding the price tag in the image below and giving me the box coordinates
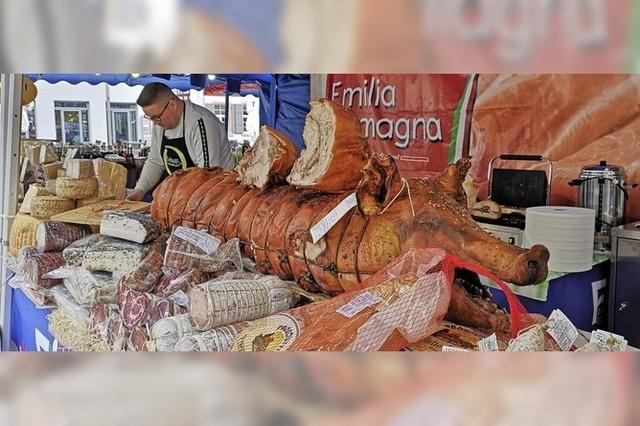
[590,329,628,351]
[336,291,381,318]
[442,346,470,352]
[546,309,579,351]
[309,193,357,244]
[477,333,499,352]
[174,226,221,255]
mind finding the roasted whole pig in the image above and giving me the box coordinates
[151,154,549,295]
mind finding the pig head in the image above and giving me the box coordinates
[354,154,550,287]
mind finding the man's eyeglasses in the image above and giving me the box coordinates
[143,99,171,122]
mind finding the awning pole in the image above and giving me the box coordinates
[0,74,23,351]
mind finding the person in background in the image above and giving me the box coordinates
[127,82,234,201]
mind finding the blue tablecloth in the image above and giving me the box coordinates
[485,260,610,331]
[8,286,60,351]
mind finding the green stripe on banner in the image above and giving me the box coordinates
[625,1,640,71]
[448,74,472,164]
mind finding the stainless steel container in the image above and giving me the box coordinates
[570,161,627,251]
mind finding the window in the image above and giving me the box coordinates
[110,102,138,143]
[205,102,226,124]
[54,101,90,143]
[230,104,244,135]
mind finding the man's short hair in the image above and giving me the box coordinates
[137,82,174,107]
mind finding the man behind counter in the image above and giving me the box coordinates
[127,82,235,201]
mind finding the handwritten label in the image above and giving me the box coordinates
[442,346,470,352]
[590,329,627,351]
[168,290,189,307]
[477,333,499,352]
[546,309,579,351]
[336,291,381,318]
[174,226,221,255]
[310,193,358,244]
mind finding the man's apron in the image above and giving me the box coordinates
[161,108,195,174]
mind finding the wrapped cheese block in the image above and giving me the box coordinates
[30,196,75,219]
[66,159,95,179]
[22,139,58,165]
[39,162,61,181]
[36,221,92,252]
[23,251,65,289]
[124,250,164,292]
[188,275,297,331]
[18,185,51,214]
[174,323,249,352]
[56,177,99,199]
[164,227,242,272]
[100,211,161,244]
[93,158,127,199]
[286,99,370,192]
[9,214,43,256]
[62,234,150,273]
[44,179,57,194]
[76,195,114,209]
[236,126,298,188]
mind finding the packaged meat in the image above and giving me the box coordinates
[93,158,127,199]
[154,269,212,299]
[175,324,247,352]
[22,251,65,289]
[19,185,52,214]
[107,312,128,351]
[88,303,117,336]
[56,177,99,199]
[188,275,298,331]
[49,285,91,328]
[120,287,173,329]
[36,221,92,252]
[45,266,117,306]
[150,314,195,340]
[164,227,242,273]
[124,250,163,292]
[127,326,150,351]
[100,211,161,244]
[31,196,75,219]
[66,159,95,179]
[236,126,298,188]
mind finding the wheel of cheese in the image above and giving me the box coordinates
[30,196,75,219]
[56,177,99,199]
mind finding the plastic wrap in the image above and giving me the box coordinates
[164,227,242,273]
[63,234,150,273]
[147,335,180,352]
[150,314,195,340]
[23,139,58,165]
[88,303,118,337]
[119,285,173,329]
[22,251,65,289]
[175,323,248,352]
[188,275,298,331]
[124,250,164,292]
[49,285,91,328]
[44,266,117,307]
[107,312,128,351]
[36,221,92,252]
[127,326,150,352]
[154,269,211,299]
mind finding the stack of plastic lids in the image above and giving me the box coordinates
[523,206,595,273]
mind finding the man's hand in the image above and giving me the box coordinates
[127,189,145,201]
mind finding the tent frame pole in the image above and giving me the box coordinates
[0,74,23,351]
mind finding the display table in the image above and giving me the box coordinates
[483,256,610,331]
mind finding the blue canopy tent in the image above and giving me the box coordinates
[26,73,310,149]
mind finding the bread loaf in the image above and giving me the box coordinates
[31,196,75,219]
[56,177,99,199]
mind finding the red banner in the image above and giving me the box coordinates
[326,74,471,177]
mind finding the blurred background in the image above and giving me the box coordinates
[0,0,637,72]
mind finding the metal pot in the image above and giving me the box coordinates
[569,161,627,251]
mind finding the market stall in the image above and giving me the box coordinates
[1,73,636,352]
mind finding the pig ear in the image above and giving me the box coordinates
[356,154,402,215]
[436,157,472,204]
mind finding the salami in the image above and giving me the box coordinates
[124,250,164,292]
[22,251,65,289]
[36,221,92,253]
